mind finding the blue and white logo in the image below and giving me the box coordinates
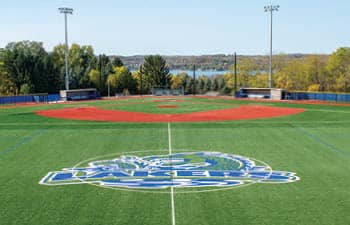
[39,152,299,189]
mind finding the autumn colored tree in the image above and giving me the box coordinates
[326,48,350,92]
[107,66,137,95]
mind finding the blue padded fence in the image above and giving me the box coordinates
[0,93,60,105]
[288,92,350,102]
[47,94,60,102]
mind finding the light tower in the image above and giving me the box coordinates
[264,4,279,89]
[59,7,73,90]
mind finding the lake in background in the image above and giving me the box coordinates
[130,69,231,76]
[169,70,230,76]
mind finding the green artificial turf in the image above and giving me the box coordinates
[96,98,237,114]
[0,97,350,225]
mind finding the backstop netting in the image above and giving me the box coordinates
[151,87,184,96]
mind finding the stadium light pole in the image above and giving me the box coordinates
[264,4,279,89]
[59,7,73,91]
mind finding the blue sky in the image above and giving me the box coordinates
[0,0,349,55]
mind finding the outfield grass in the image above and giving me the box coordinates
[0,97,350,225]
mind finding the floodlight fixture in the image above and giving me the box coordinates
[264,5,279,12]
[59,7,73,14]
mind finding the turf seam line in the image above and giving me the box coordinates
[0,129,47,158]
[294,126,350,157]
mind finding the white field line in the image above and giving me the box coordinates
[168,122,176,225]
[168,122,172,155]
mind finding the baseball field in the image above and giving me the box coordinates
[0,96,349,225]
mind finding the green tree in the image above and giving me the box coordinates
[52,43,95,90]
[197,75,209,94]
[88,69,101,89]
[211,77,218,91]
[0,56,16,95]
[0,41,58,94]
[93,54,113,94]
[185,76,194,94]
[69,44,95,89]
[19,83,31,94]
[51,44,66,90]
[142,55,171,88]
[131,70,143,94]
[111,57,124,67]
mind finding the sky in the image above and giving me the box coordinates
[0,0,349,56]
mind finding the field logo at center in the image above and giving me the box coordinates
[39,151,299,189]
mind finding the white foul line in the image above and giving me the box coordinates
[168,122,172,155]
[168,122,176,225]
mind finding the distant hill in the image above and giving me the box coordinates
[112,54,327,71]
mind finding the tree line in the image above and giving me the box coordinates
[186,48,350,94]
[0,41,349,96]
[0,41,172,96]
[222,48,350,93]
[119,53,312,71]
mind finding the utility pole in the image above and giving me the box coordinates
[108,80,110,98]
[59,7,73,91]
[140,65,143,96]
[99,55,102,92]
[264,5,279,89]
[193,64,196,95]
[234,52,237,96]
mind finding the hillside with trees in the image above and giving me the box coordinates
[0,40,349,96]
[118,54,319,71]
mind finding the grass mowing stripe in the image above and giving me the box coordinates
[293,126,350,157]
[0,129,47,158]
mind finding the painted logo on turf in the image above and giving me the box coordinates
[39,152,299,189]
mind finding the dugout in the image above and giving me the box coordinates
[60,88,98,101]
[239,88,286,100]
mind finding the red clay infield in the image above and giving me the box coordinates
[36,105,304,123]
